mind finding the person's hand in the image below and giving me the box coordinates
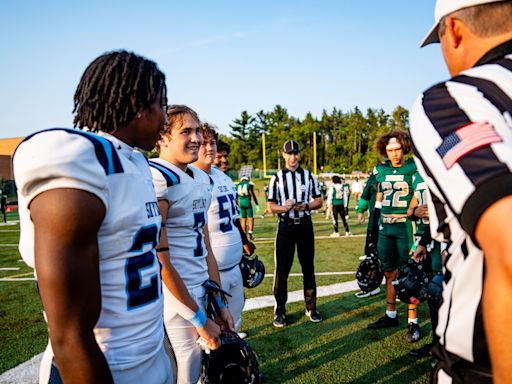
[415,204,429,218]
[294,203,307,211]
[255,205,260,213]
[215,307,235,332]
[413,244,428,262]
[358,213,365,224]
[284,199,296,211]
[243,241,256,256]
[197,318,221,350]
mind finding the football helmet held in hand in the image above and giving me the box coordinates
[240,254,265,288]
[355,243,383,293]
[201,330,261,384]
[393,258,432,305]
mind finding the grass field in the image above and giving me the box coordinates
[0,185,434,383]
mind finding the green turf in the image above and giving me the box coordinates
[0,222,48,373]
[0,197,433,383]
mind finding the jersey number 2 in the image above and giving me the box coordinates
[126,224,160,310]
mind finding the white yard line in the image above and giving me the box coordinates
[0,278,362,383]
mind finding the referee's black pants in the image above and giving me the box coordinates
[273,218,317,316]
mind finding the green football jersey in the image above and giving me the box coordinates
[412,171,429,235]
[237,180,252,202]
[374,158,416,215]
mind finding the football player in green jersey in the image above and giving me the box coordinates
[367,129,421,343]
[236,176,259,240]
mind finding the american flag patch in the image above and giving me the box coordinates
[436,121,502,169]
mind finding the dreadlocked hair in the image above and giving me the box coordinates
[73,50,167,133]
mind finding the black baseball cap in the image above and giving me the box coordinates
[283,140,300,153]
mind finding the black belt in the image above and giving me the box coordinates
[279,216,311,225]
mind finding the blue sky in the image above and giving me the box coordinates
[0,0,445,139]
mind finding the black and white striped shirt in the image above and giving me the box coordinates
[409,39,512,375]
[268,167,321,219]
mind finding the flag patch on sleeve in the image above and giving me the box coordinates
[436,121,502,169]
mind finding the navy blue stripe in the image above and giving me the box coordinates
[17,128,123,175]
[149,162,180,186]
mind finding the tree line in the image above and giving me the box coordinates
[221,105,410,174]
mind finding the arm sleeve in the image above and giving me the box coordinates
[250,184,259,205]
[356,198,369,214]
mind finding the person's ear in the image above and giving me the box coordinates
[444,16,463,49]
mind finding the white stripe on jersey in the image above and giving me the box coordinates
[410,94,476,214]
[439,234,483,362]
[410,52,512,368]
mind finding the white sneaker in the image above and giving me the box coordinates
[354,287,381,298]
[345,232,352,237]
[330,232,340,238]
[237,332,247,339]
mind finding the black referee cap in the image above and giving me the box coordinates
[283,140,300,153]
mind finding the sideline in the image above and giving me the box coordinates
[0,278,361,384]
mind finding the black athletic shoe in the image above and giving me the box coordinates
[273,314,286,328]
[409,343,433,358]
[367,314,399,329]
[305,309,323,323]
[406,322,421,343]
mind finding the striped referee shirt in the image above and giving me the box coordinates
[268,167,321,219]
[409,39,512,373]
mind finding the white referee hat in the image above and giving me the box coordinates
[283,140,300,153]
[421,0,505,47]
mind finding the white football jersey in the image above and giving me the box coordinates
[14,129,164,370]
[150,160,213,288]
[208,166,243,270]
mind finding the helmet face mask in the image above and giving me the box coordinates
[240,254,265,288]
[427,272,444,307]
[393,259,432,304]
[355,244,383,293]
[201,330,261,384]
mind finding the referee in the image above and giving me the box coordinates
[267,140,323,327]
[410,1,512,382]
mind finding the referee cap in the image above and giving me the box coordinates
[421,0,504,47]
[283,140,300,153]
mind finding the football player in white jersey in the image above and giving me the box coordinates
[14,51,173,383]
[192,123,255,335]
[150,106,234,384]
